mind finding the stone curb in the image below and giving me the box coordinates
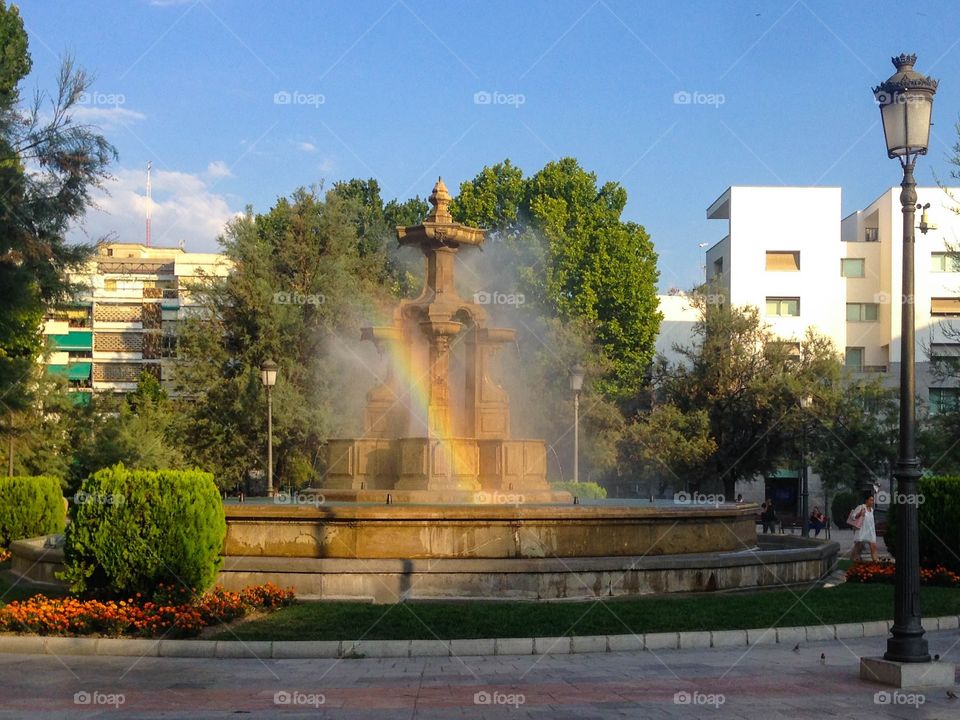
[0,616,955,659]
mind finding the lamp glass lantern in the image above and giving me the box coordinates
[260,359,278,388]
[569,363,585,393]
[873,54,937,160]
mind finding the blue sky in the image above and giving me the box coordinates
[16,0,960,290]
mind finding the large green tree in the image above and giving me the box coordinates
[174,187,393,490]
[0,2,114,425]
[452,158,661,401]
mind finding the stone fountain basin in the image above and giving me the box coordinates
[223,502,757,560]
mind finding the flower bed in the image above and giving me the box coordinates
[0,548,10,564]
[846,561,960,588]
[0,583,294,638]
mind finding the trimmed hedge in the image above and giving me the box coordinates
[61,464,226,598]
[550,481,607,500]
[885,475,960,571]
[831,490,859,530]
[0,476,65,548]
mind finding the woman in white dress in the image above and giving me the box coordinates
[849,495,877,562]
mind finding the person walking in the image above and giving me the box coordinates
[848,495,877,562]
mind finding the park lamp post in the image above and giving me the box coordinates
[569,364,585,484]
[799,394,813,538]
[260,359,278,498]
[873,53,936,665]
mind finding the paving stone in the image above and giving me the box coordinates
[449,638,496,657]
[94,638,160,657]
[746,627,777,646]
[607,634,644,653]
[213,640,272,659]
[643,632,679,650]
[774,626,805,646]
[409,640,450,657]
[159,640,216,658]
[43,637,97,656]
[495,637,533,656]
[710,630,747,648]
[936,615,959,630]
[834,622,864,639]
[804,625,835,642]
[341,640,409,658]
[570,635,607,653]
[271,641,340,659]
[533,636,571,654]
[678,631,711,649]
[861,621,890,638]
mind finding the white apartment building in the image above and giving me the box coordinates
[705,185,960,413]
[43,242,231,401]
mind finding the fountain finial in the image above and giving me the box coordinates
[426,177,453,223]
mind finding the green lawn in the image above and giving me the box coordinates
[213,583,960,642]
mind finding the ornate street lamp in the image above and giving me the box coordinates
[873,53,937,664]
[799,395,813,538]
[569,363,585,485]
[259,359,279,497]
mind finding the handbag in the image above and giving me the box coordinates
[847,506,864,529]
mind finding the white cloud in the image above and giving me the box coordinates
[296,141,317,153]
[71,106,146,128]
[69,166,240,252]
[206,160,232,179]
[318,158,334,174]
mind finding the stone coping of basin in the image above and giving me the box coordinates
[224,503,757,521]
[1,616,957,658]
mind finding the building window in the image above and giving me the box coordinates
[929,388,960,415]
[846,303,879,322]
[865,228,879,242]
[845,347,864,372]
[103,279,117,291]
[930,343,960,375]
[841,258,865,278]
[765,251,800,272]
[931,297,960,317]
[713,257,724,275]
[931,252,960,273]
[765,297,800,317]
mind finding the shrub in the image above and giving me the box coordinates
[61,464,226,598]
[0,476,65,547]
[830,490,859,530]
[885,475,960,571]
[550,481,607,500]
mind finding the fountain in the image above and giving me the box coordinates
[217,179,838,602]
[321,178,565,504]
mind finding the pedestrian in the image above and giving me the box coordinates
[761,501,778,534]
[809,506,827,537]
[848,495,877,562]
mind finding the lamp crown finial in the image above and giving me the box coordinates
[892,53,917,70]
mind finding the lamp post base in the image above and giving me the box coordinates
[860,657,954,689]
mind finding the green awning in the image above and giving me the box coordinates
[47,362,91,380]
[768,469,800,479]
[47,330,92,351]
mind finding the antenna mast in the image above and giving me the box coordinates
[145,160,152,247]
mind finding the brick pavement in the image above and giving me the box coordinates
[0,628,956,718]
